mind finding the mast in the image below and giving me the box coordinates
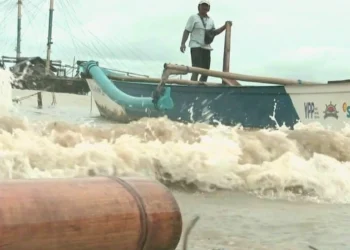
[16,0,22,62]
[45,0,54,75]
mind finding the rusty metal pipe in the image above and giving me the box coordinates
[0,177,182,250]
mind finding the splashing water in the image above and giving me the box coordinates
[0,68,14,114]
[2,67,350,249]
[0,70,350,205]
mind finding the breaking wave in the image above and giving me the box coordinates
[1,68,350,204]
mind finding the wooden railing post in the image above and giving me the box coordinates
[222,21,231,73]
[222,21,240,85]
[37,92,43,109]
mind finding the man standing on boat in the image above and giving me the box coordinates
[180,0,230,82]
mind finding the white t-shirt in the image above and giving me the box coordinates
[185,14,215,50]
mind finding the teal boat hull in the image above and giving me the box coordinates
[82,60,350,129]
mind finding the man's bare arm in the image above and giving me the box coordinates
[214,25,226,35]
[181,30,190,45]
[180,30,190,53]
[214,21,232,35]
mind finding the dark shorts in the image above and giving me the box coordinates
[190,47,211,70]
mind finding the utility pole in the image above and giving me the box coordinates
[45,0,54,75]
[16,0,22,62]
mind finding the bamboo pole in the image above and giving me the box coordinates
[221,21,240,86]
[222,21,231,73]
[162,63,325,85]
[107,74,224,86]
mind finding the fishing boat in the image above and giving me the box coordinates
[1,55,89,95]
[1,0,89,95]
[80,23,350,130]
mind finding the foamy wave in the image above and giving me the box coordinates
[0,116,350,204]
[0,68,14,114]
[2,67,350,204]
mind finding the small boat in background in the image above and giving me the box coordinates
[1,0,89,95]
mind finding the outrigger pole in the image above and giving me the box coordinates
[161,63,325,86]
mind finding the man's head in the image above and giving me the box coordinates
[198,0,210,15]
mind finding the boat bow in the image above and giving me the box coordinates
[81,60,174,111]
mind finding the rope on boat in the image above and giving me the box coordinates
[182,215,200,250]
[180,215,320,250]
[12,91,41,103]
[12,85,57,107]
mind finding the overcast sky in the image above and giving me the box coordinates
[1,0,350,83]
